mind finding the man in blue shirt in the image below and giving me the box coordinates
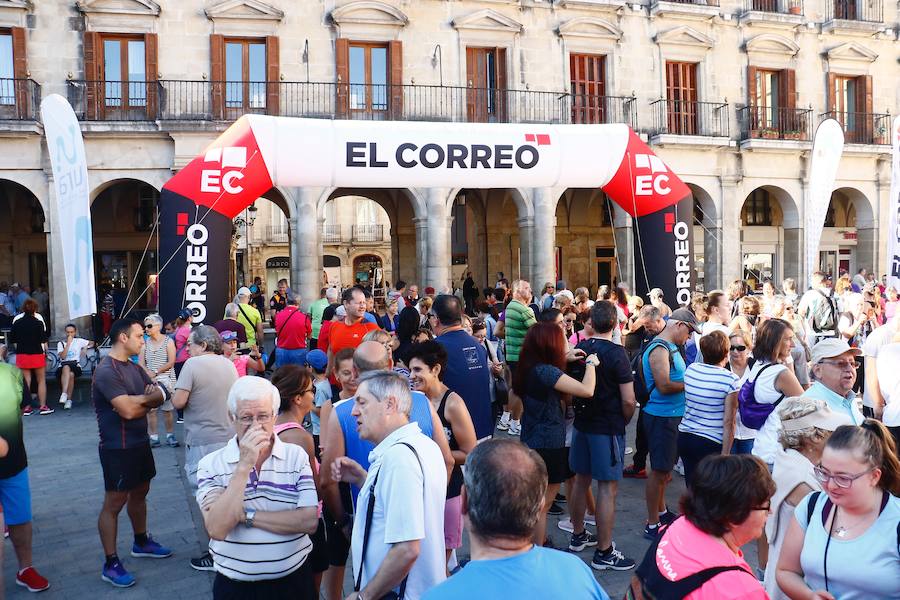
[804,338,865,424]
[423,439,609,600]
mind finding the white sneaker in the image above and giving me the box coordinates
[558,517,596,533]
[63,398,72,410]
[59,393,67,406]
[507,421,521,436]
[673,459,685,476]
[497,412,511,431]
[625,446,634,455]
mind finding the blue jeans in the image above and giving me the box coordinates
[731,438,755,455]
[275,347,308,370]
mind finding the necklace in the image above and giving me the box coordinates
[833,506,877,538]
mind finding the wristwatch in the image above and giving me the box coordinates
[244,508,256,528]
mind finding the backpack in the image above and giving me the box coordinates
[625,518,753,600]
[632,340,675,407]
[810,289,838,335]
[737,363,785,430]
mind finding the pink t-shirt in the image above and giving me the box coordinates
[655,518,767,600]
[174,325,191,363]
[231,355,250,377]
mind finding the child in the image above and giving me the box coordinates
[305,349,331,457]
[318,347,356,455]
[221,330,264,377]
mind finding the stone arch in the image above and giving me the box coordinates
[826,187,877,276]
[739,185,802,288]
[0,179,48,306]
[90,174,163,203]
[686,182,718,290]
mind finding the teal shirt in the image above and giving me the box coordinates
[801,381,864,425]
[642,339,686,417]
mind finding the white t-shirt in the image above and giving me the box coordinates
[862,322,898,409]
[749,361,789,465]
[877,343,900,426]
[57,337,90,363]
[732,367,757,440]
[351,422,447,599]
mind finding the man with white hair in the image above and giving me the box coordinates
[332,371,447,600]
[197,376,319,598]
[212,303,248,346]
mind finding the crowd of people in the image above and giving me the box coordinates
[1,267,899,598]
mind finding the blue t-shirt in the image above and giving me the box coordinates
[363,311,378,325]
[422,546,609,600]
[436,330,493,439]
[335,389,435,507]
[642,339,687,417]
[310,379,332,436]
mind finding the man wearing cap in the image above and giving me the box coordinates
[233,287,264,347]
[648,288,672,318]
[640,308,696,540]
[212,303,248,347]
[802,338,865,425]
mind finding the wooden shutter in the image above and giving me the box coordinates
[496,47,507,123]
[11,27,27,117]
[857,74,873,143]
[388,40,402,120]
[83,31,102,120]
[826,72,837,112]
[746,66,759,133]
[335,37,349,118]
[570,54,606,124]
[144,33,158,118]
[210,34,224,119]
[265,35,279,116]
[780,68,797,133]
[465,47,476,122]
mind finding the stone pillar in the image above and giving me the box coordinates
[613,211,634,290]
[291,187,323,309]
[531,188,557,291]
[784,227,803,283]
[703,219,723,291]
[720,178,743,286]
[423,187,452,291]
[413,216,428,287]
[517,216,534,283]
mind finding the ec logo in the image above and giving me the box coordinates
[634,154,671,196]
[200,146,247,195]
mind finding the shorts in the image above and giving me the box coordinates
[16,353,45,370]
[185,441,229,491]
[677,431,721,486]
[213,559,316,600]
[99,445,156,492]
[534,447,569,485]
[275,348,308,370]
[323,507,351,567]
[56,361,82,379]
[444,495,463,549]
[0,468,32,525]
[643,413,681,473]
[307,518,329,574]
[569,429,625,481]
[507,361,518,378]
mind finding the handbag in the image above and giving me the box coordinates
[484,341,509,406]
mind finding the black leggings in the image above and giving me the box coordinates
[677,431,721,487]
[633,409,649,470]
[213,561,315,600]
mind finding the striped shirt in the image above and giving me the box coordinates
[196,435,318,581]
[679,363,740,444]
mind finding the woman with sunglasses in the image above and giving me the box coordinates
[776,421,900,600]
[140,314,178,447]
[729,331,757,455]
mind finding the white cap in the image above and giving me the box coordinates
[237,286,252,297]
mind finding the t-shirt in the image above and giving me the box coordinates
[230,354,250,377]
[9,314,47,355]
[174,324,192,362]
[309,297,329,339]
[877,343,900,426]
[796,491,900,600]
[310,379,332,435]
[175,354,239,447]
[234,303,263,346]
[328,320,379,355]
[862,322,898,409]
[642,339,687,417]
[211,319,247,345]
[436,330,493,439]
[0,364,27,478]
[801,381,864,425]
[654,517,766,599]
[572,338,633,435]
[57,337,91,363]
[748,361,789,465]
[91,356,155,449]
[275,306,311,350]
[521,363,565,450]
[679,363,740,444]
[422,546,609,600]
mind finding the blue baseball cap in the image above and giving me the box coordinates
[305,349,328,372]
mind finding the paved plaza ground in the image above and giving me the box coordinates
[3,376,760,599]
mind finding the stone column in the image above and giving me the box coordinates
[612,207,634,290]
[413,216,428,287]
[720,178,743,286]
[531,188,557,291]
[291,187,323,309]
[423,187,452,291]
[517,216,534,283]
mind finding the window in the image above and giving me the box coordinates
[101,36,146,111]
[0,31,12,105]
[829,74,873,143]
[753,69,779,128]
[348,43,388,114]
[225,39,266,116]
[665,61,698,135]
[570,53,606,124]
[466,47,507,123]
[742,189,773,226]
[834,0,857,19]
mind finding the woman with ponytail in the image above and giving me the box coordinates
[776,419,900,599]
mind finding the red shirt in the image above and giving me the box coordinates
[328,320,379,355]
[275,306,311,350]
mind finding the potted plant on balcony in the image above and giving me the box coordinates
[788,3,802,15]
[759,128,780,139]
[783,129,804,140]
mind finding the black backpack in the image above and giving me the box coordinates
[631,339,674,407]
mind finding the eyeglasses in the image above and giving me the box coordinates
[237,413,273,425]
[818,359,859,371]
[730,345,747,352]
[813,464,874,488]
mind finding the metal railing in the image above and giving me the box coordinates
[825,0,882,22]
[821,111,891,144]
[569,94,637,128]
[660,0,720,5]
[0,78,40,120]
[67,80,159,120]
[742,0,803,13]
[352,224,384,243]
[650,99,730,137]
[322,224,343,244]
[264,225,289,244]
[738,106,813,141]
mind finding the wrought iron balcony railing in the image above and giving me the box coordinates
[821,111,891,145]
[0,78,41,121]
[352,224,384,243]
[825,0,882,22]
[738,106,813,141]
[322,224,344,244]
[742,0,803,13]
[650,99,730,138]
[264,225,289,244]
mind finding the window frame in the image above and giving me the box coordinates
[347,41,389,115]
[223,37,268,114]
[99,34,147,111]
[569,53,607,124]
[665,61,699,135]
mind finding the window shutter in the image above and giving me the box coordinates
[83,31,101,120]
[11,27,27,117]
[496,47,507,122]
[857,74,873,143]
[747,66,758,105]
[826,72,837,112]
[144,33,158,118]
[265,35,279,116]
[335,38,349,118]
[781,68,796,108]
[210,34,224,119]
[465,47,476,122]
[388,40,402,120]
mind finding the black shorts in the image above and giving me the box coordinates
[213,560,315,600]
[56,361,82,379]
[99,445,156,492]
[322,483,353,567]
[534,447,569,485]
[307,518,329,574]
[643,414,681,473]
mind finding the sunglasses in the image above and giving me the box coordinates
[144,323,156,329]
[730,345,747,352]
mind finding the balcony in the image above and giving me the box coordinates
[264,225,289,244]
[0,78,41,122]
[821,111,891,146]
[649,99,731,147]
[738,106,813,150]
[352,224,384,243]
[823,0,883,33]
[650,0,721,19]
[66,79,638,127]
[739,0,804,26]
[322,224,344,244]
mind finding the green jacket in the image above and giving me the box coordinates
[504,300,537,362]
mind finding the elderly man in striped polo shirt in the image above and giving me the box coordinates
[196,376,319,599]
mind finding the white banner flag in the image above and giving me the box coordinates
[41,94,96,318]
[887,116,900,289]
[805,119,844,283]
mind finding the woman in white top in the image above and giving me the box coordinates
[875,336,900,450]
[140,313,178,447]
[764,397,851,599]
[729,330,756,454]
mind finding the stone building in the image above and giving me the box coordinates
[0,0,895,334]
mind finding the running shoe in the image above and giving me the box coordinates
[22,406,33,416]
[101,560,135,588]
[622,464,647,479]
[557,515,596,533]
[568,530,598,552]
[659,509,679,526]
[190,552,215,571]
[38,406,54,415]
[591,544,636,571]
[63,398,72,410]
[496,415,510,431]
[166,433,180,448]
[643,523,661,540]
[58,393,67,406]
[131,536,172,559]
[150,436,161,448]
[546,502,563,516]
[16,566,50,592]
[507,422,521,436]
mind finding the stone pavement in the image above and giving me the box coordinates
[4,376,761,599]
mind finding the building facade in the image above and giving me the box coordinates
[0,0,896,334]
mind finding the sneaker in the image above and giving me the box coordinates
[63,398,72,410]
[755,567,766,582]
[190,552,215,571]
[591,544,636,571]
[622,464,647,479]
[58,392,67,406]
[150,435,161,448]
[659,509,679,526]
[101,560,135,588]
[673,458,685,476]
[547,501,563,516]
[131,536,172,559]
[38,406,54,415]
[166,434,180,448]
[585,514,596,526]
[176,416,184,424]
[496,413,510,431]
[22,406,33,416]
[16,566,50,592]
[558,517,596,533]
[555,492,566,504]
[643,523,661,540]
[507,421,521,436]
[568,529,598,552]
[625,446,634,455]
